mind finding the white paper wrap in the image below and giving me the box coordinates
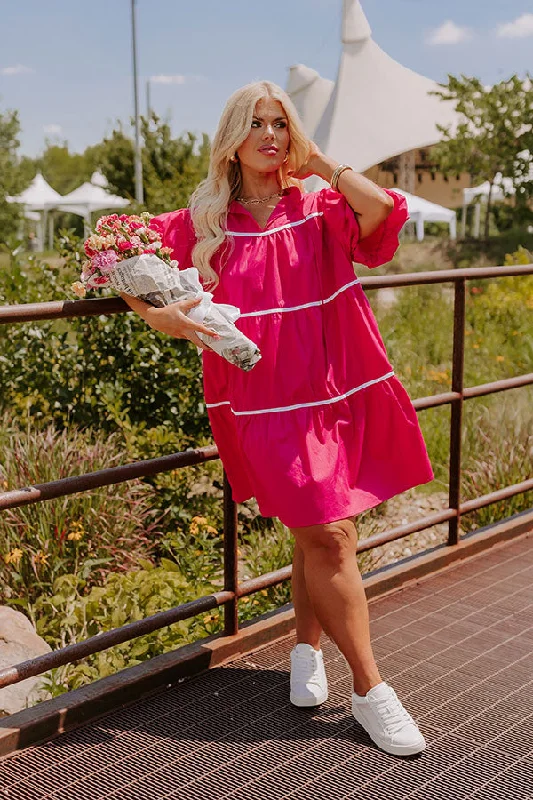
[107,254,261,372]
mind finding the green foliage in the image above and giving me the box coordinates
[33,564,218,696]
[86,113,210,212]
[0,412,163,608]
[431,74,533,238]
[0,108,26,242]
[0,245,210,443]
[38,143,93,195]
[461,390,532,532]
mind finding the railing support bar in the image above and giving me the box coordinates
[223,471,239,636]
[448,278,466,545]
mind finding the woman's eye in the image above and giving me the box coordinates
[275,122,287,128]
[251,120,261,128]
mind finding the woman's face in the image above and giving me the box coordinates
[236,97,290,174]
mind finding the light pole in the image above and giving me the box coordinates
[130,0,144,204]
[146,78,151,120]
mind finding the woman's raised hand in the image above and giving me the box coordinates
[289,140,327,181]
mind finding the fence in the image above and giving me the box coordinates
[1,264,532,691]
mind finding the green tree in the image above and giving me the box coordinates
[86,114,210,212]
[0,108,27,243]
[37,142,93,194]
[431,74,533,239]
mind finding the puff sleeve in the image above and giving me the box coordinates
[150,207,197,269]
[320,187,409,268]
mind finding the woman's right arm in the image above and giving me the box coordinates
[119,292,220,351]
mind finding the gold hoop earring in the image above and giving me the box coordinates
[283,151,290,164]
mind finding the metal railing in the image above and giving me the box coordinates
[1,264,532,690]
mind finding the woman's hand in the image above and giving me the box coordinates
[289,141,329,181]
[120,293,220,351]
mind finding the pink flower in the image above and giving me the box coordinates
[86,274,110,288]
[92,250,118,273]
[129,220,143,230]
[118,240,132,252]
[143,244,158,254]
[84,241,97,257]
[149,218,164,234]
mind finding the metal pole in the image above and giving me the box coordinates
[130,0,144,204]
[448,278,466,546]
[223,470,239,636]
[146,78,151,120]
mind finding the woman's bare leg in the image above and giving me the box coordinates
[291,540,323,650]
[289,517,382,697]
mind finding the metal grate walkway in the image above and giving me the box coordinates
[1,533,532,799]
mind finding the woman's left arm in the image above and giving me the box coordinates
[292,145,394,239]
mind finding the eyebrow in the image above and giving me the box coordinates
[252,115,288,121]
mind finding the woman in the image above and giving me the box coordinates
[120,81,434,758]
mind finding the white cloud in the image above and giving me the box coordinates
[43,124,62,135]
[149,74,205,85]
[1,64,34,75]
[497,13,533,38]
[150,74,187,85]
[427,21,472,46]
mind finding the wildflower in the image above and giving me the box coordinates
[71,281,87,297]
[4,548,23,566]
[92,250,118,273]
[473,344,480,349]
[192,516,207,524]
[496,356,505,362]
[34,551,49,566]
[67,529,84,541]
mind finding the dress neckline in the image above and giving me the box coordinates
[228,186,301,233]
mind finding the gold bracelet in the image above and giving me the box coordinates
[330,164,353,191]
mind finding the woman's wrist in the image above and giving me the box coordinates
[312,154,339,183]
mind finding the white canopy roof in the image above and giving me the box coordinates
[393,189,457,240]
[6,173,62,211]
[289,0,458,173]
[286,65,334,139]
[51,176,129,214]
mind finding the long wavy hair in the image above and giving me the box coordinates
[189,81,310,289]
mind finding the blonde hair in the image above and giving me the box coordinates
[189,80,310,289]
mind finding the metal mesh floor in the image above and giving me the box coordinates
[1,534,532,800]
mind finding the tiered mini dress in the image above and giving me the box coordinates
[155,186,434,528]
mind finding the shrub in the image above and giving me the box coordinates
[0,413,163,607]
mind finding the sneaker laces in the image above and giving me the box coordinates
[292,651,321,682]
[371,689,416,736]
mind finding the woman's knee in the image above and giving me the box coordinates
[290,517,358,561]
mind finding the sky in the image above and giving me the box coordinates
[1,0,533,157]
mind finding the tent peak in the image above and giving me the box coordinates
[342,0,372,44]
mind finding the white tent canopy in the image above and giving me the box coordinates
[46,171,129,218]
[286,65,334,139]
[288,0,458,176]
[6,172,62,210]
[393,189,457,241]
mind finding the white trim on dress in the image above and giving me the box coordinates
[226,211,323,238]
[206,371,395,416]
[238,278,361,318]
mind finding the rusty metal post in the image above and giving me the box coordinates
[448,278,466,545]
[223,470,239,635]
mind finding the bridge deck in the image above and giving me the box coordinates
[1,533,532,800]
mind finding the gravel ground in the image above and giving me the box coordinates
[358,488,452,574]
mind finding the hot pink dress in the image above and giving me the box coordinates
[155,187,434,528]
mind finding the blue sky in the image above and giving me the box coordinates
[1,0,533,157]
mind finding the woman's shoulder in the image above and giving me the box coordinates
[152,207,195,237]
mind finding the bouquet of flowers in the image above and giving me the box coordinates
[71,213,261,371]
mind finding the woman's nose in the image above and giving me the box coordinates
[263,124,275,139]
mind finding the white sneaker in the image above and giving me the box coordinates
[290,643,328,707]
[351,681,426,756]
